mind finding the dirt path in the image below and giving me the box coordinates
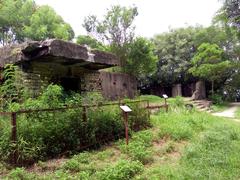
[212,102,240,118]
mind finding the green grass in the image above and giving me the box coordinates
[1,99,240,179]
[139,95,177,106]
[235,107,240,119]
[211,102,229,112]
[136,108,240,179]
[139,95,164,103]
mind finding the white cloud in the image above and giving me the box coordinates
[35,0,222,38]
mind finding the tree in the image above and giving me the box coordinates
[83,5,138,67]
[76,35,107,51]
[125,37,157,80]
[222,0,240,30]
[0,0,36,45]
[23,5,74,41]
[152,26,233,86]
[0,0,74,45]
[189,43,231,95]
[152,27,199,86]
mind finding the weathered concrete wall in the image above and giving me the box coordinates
[192,80,206,100]
[172,84,182,97]
[100,72,137,100]
[12,62,136,100]
[82,72,102,92]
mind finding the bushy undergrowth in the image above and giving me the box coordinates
[95,159,143,180]
[2,96,240,179]
[0,85,150,165]
[209,93,224,105]
[119,130,153,164]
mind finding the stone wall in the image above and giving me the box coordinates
[172,84,182,97]
[13,62,136,100]
[82,72,102,92]
[100,72,137,100]
[192,80,206,100]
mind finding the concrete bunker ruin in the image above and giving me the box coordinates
[0,39,137,100]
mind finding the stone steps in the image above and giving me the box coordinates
[185,99,213,113]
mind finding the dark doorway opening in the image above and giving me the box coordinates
[60,77,80,91]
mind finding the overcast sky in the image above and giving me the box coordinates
[35,0,223,38]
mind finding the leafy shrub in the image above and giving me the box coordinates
[121,141,153,164]
[209,94,224,105]
[119,131,153,164]
[95,159,143,180]
[172,96,184,107]
[43,169,84,179]
[62,159,96,174]
[127,103,151,131]
[7,167,36,179]
[0,84,150,165]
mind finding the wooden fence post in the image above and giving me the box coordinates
[82,106,87,122]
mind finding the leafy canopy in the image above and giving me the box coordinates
[82,5,156,79]
[24,5,74,41]
[0,0,74,45]
[152,27,198,85]
[189,43,231,85]
[76,35,107,51]
[83,5,138,67]
[126,37,157,79]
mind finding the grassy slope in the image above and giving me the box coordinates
[235,107,240,119]
[2,96,240,179]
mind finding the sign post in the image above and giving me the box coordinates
[120,105,132,145]
[162,94,169,112]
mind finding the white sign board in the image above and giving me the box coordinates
[120,105,132,112]
[162,94,168,99]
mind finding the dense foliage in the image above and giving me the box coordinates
[152,27,197,85]
[2,96,240,179]
[83,5,138,67]
[222,0,240,31]
[0,0,74,45]
[83,5,157,79]
[0,84,150,165]
[189,43,231,95]
[76,35,107,51]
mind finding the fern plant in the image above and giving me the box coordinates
[0,64,25,110]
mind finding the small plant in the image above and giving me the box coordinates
[173,96,184,107]
[7,167,36,179]
[62,152,96,174]
[124,141,153,164]
[95,159,143,180]
[0,64,27,110]
[96,150,115,161]
[131,130,153,147]
[119,131,154,164]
